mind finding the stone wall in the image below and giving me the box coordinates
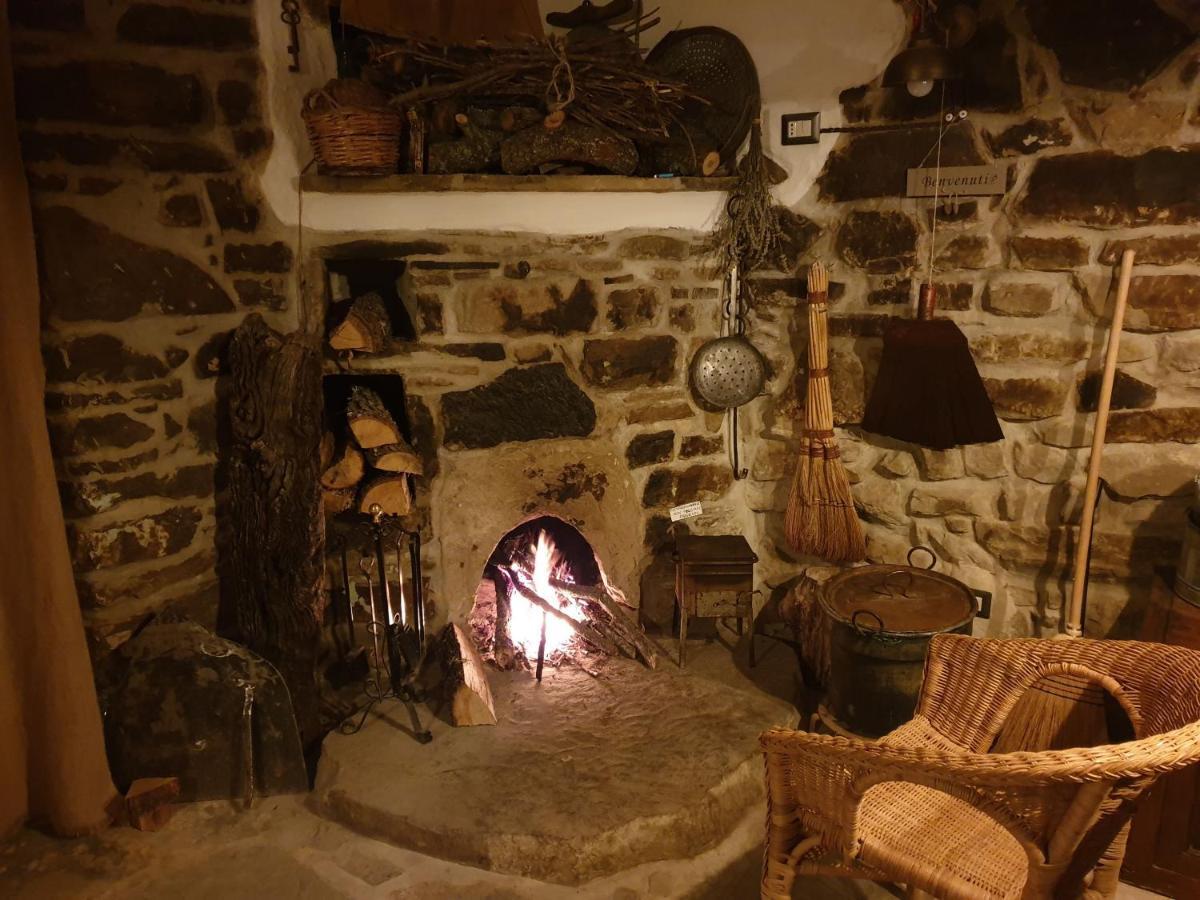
[10,0,295,651]
[307,229,776,633]
[745,0,1200,638]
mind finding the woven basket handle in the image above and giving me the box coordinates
[303,88,340,114]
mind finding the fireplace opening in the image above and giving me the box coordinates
[468,515,625,672]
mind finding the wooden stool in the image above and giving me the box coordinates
[673,534,757,667]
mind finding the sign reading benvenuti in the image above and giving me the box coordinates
[906,164,1009,197]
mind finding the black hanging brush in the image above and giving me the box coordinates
[860,86,1001,450]
[861,283,1002,449]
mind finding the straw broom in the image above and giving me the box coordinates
[785,261,866,563]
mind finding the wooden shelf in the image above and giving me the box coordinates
[301,173,736,194]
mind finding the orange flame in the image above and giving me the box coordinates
[505,530,584,660]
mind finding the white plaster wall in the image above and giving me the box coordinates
[256,0,905,234]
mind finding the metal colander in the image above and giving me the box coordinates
[690,334,766,409]
[645,26,759,162]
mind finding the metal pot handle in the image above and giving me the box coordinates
[907,546,937,570]
[851,609,886,637]
[874,568,915,599]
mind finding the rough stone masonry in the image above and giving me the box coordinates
[10,0,1200,661]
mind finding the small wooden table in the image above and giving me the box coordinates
[673,535,757,667]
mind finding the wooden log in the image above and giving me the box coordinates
[423,623,497,726]
[329,292,391,353]
[347,386,402,449]
[546,577,658,668]
[126,776,181,832]
[427,122,501,175]
[322,487,355,516]
[365,440,423,476]
[499,105,541,132]
[359,473,411,516]
[500,121,638,176]
[503,569,619,657]
[320,441,364,489]
[543,109,566,130]
[226,314,324,746]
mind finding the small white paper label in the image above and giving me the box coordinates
[670,501,704,522]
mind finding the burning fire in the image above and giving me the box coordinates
[504,530,586,660]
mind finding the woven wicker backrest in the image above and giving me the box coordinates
[919,635,1200,748]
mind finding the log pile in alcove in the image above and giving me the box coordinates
[320,386,422,517]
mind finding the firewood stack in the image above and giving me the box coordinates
[321,386,422,518]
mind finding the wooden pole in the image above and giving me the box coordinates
[1065,249,1135,637]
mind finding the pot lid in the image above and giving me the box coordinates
[820,558,976,636]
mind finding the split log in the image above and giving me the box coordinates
[329,292,391,353]
[322,487,355,516]
[347,386,402,448]
[320,441,364,489]
[359,473,411,516]
[365,440,423,476]
[500,121,638,176]
[423,623,497,726]
[126,776,181,831]
[224,314,324,746]
[503,569,619,657]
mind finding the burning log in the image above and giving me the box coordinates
[365,439,423,476]
[423,623,496,726]
[501,568,619,657]
[347,386,403,449]
[358,473,411,516]
[329,293,391,353]
[544,576,658,669]
[320,440,364,490]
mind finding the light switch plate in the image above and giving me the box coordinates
[781,112,821,145]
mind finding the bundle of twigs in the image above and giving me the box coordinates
[706,118,786,275]
[785,261,866,563]
[373,16,699,142]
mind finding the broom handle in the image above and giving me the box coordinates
[806,262,833,435]
[1064,249,1135,638]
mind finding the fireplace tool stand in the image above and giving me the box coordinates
[338,505,432,742]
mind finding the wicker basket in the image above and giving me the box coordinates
[303,89,402,176]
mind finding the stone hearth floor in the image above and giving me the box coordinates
[314,642,795,885]
[0,638,1169,899]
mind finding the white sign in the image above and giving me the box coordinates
[906,164,1008,197]
[669,501,704,522]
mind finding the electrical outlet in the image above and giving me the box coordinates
[781,112,821,145]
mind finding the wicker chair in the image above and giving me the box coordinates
[760,634,1200,900]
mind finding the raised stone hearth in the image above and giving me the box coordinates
[315,652,795,885]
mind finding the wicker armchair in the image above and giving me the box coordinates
[760,634,1200,900]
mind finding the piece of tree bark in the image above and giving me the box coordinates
[499,105,541,132]
[500,120,637,175]
[329,292,391,353]
[320,441,365,489]
[358,474,411,516]
[423,623,497,726]
[126,776,181,832]
[223,314,324,746]
[427,122,501,174]
[364,440,422,476]
[347,386,402,449]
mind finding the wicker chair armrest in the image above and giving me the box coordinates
[760,725,1200,789]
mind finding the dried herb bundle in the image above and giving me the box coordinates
[706,119,787,275]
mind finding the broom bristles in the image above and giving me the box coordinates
[785,434,866,563]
